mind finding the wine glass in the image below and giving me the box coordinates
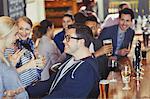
[121,65,131,90]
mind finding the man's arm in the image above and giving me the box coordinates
[26,77,53,98]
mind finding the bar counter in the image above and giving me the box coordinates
[99,54,150,99]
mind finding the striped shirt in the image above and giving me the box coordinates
[4,48,41,86]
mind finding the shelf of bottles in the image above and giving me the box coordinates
[45,0,77,27]
[108,1,138,14]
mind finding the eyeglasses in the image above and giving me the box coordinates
[64,35,82,42]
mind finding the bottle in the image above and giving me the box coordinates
[135,40,141,71]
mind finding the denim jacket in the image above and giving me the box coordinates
[0,60,29,99]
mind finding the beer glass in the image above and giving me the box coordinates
[99,80,109,98]
[103,39,112,56]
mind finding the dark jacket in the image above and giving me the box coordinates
[93,38,109,79]
[99,25,135,56]
[27,57,100,99]
[54,30,65,53]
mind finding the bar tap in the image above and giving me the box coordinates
[135,40,144,79]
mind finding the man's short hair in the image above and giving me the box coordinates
[119,8,134,20]
[68,23,93,47]
[86,15,98,23]
[74,12,87,24]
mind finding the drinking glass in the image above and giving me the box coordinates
[108,57,117,83]
[121,65,131,90]
[99,80,109,98]
[103,39,112,56]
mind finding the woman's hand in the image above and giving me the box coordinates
[3,87,25,98]
[8,49,26,67]
[25,56,46,70]
[16,56,46,73]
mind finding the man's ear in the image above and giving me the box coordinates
[78,39,85,46]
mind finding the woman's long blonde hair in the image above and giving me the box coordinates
[0,16,16,38]
[0,16,17,66]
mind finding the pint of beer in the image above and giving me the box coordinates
[103,39,112,56]
[99,80,109,99]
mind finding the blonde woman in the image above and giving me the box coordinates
[0,16,29,99]
[4,16,45,87]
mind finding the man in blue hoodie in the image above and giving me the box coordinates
[27,23,100,99]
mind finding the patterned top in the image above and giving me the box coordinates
[4,38,41,86]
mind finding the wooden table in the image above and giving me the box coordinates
[99,57,150,99]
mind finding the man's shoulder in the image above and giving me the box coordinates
[82,57,99,70]
[75,57,98,70]
[82,57,100,79]
[101,25,118,34]
[127,27,135,35]
[104,25,118,30]
[128,27,135,32]
[83,56,97,63]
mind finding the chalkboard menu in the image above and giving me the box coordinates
[7,0,26,19]
[0,0,4,16]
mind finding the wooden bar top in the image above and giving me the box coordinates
[103,57,150,99]
[107,65,150,99]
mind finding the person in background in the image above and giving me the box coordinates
[85,14,112,79]
[0,16,29,99]
[35,20,66,81]
[54,13,75,53]
[16,16,34,54]
[85,14,101,39]
[32,25,43,47]
[99,8,135,58]
[101,1,131,29]
[74,11,87,24]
